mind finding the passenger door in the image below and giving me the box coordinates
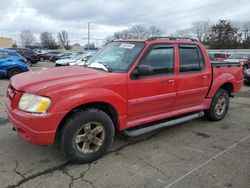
[127,44,177,125]
[174,44,211,111]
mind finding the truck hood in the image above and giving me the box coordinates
[11,66,107,94]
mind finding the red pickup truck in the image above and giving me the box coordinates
[6,37,243,163]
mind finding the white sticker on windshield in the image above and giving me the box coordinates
[119,43,135,49]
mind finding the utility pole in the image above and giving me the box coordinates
[87,22,90,51]
[87,22,94,51]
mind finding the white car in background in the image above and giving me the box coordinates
[55,53,87,66]
[69,52,95,66]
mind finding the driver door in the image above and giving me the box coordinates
[127,44,177,126]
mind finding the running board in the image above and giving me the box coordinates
[123,111,204,137]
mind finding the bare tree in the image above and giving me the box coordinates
[58,31,71,50]
[40,32,59,49]
[104,24,163,44]
[130,25,149,38]
[169,28,193,38]
[148,26,162,37]
[191,21,211,42]
[19,30,35,47]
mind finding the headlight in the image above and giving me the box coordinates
[18,93,51,113]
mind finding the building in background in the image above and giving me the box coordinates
[0,37,12,48]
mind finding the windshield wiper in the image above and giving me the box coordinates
[87,62,112,72]
[98,62,112,72]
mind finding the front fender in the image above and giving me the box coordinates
[49,88,127,117]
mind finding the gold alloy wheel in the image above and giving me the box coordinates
[215,96,226,116]
[75,122,105,154]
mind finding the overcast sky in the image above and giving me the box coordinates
[0,0,250,46]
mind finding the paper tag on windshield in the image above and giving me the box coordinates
[119,43,135,49]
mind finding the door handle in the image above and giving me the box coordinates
[161,80,174,84]
[202,76,208,80]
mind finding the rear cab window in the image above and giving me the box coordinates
[179,45,205,73]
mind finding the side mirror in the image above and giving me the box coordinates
[136,65,153,76]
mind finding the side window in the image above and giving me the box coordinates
[3,52,10,58]
[142,47,174,75]
[0,52,3,58]
[179,46,204,72]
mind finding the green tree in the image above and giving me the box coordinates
[207,20,239,49]
[241,21,250,48]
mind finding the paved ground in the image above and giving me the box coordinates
[0,61,249,188]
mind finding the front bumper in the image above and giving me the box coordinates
[6,89,67,145]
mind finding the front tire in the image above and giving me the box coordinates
[60,108,115,164]
[205,89,229,121]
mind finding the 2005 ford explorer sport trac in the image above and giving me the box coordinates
[6,37,243,163]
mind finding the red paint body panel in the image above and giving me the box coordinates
[6,39,243,145]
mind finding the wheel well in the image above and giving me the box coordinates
[55,102,119,144]
[8,67,21,72]
[220,83,234,97]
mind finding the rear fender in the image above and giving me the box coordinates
[207,73,235,98]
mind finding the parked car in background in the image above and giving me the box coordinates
[208,53,216,61]
[0,49,29,78]
[225,53,250,71]
[6,37,243,163]
[41,51,62,61]
[244,68,250,84]
[55,53,88,66]
[36,49,49,61]
[69,52,95,66]
[9,48,38,66]
[49,52,72,62]
[213,53,230,61]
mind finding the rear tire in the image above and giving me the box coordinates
[204,89,229,121]
[60,108,115,164]
[8,68,22,78]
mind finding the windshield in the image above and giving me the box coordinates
[229,53,249,59]
[87,41,145,72]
